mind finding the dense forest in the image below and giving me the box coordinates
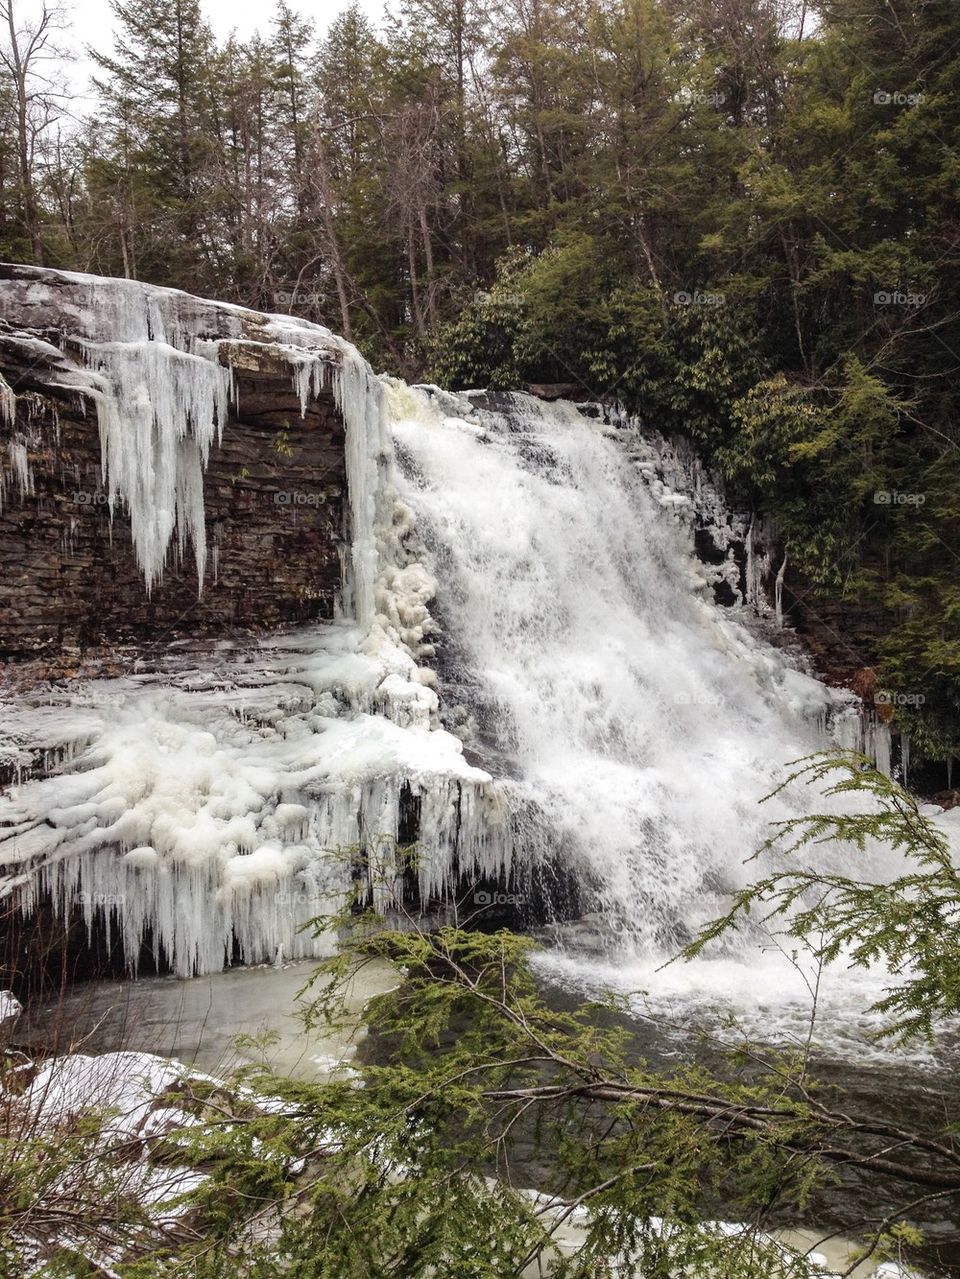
[1,0,958,767]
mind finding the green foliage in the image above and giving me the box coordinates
[145,920,837,1277]
[689,751,960,1041]
[429,247,531,389]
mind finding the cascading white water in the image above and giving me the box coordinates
[386,384,910,949]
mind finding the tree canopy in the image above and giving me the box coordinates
[0,0,958,761]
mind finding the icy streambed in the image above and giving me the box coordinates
[19,956,399,1081]
[13,958,931,1279]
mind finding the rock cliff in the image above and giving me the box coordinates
[0,264,357,668]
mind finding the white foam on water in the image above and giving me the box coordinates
[532,946,960,1069]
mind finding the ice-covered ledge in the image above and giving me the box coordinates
[0,268,506,981]
[0,265,392,658]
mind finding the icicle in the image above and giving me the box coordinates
[865,717,892,777]
[745,515,756,608]
[0,373,16,426]
[7,439,34,498]
[83,340,230,592]
[774,551,787,628]
[0,269,394,605]
[277,345,390,627]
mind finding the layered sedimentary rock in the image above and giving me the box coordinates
[0,264,390,662]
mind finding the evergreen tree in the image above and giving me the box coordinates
[88,0,219,285]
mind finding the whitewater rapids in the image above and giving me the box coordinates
[387,385,910,948]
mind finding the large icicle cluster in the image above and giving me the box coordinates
[0,627,507,976]
[0,267,392,610]
[0,269,501,975]
[85,340,230,590]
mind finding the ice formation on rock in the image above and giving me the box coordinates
[0,622,507,976]
[0,989,21,1026]
[0,271,498,974]
[0,273,938,978]
[0,372,15,426]
[5,437,33,499]
[0,267,392,608]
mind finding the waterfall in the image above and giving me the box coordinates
[386,386,883,949]
[2,275,953,979]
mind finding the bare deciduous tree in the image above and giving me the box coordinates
[0,0,70,262]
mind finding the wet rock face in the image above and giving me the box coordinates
[0,271,348,662]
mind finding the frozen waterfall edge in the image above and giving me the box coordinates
[0,270,507,977]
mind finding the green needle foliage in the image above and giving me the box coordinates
[688,750,960,1043]
[6,755,960,1276]
[157,921,832,1278]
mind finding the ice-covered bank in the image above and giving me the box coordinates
[0,270,507,975]
[0,623,508,974]
[0,270,951,980]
